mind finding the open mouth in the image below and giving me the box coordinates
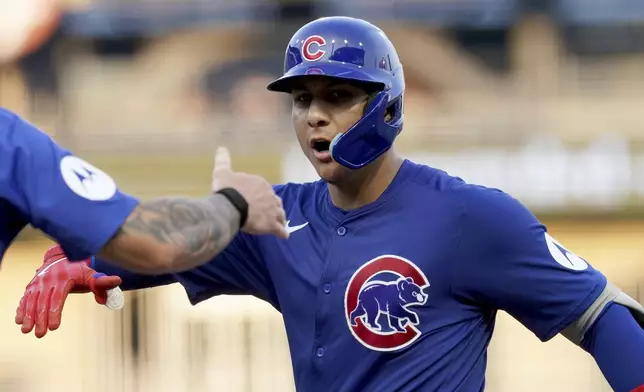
[309,137,333,162]
[311,139,331,153]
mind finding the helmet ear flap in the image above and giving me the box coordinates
[362,91,388,118]
[330,91,397,169]
[363,92,401,125]
[382,94,404,137]
[362,92,381,116]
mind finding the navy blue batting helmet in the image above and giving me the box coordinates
[267,16,405,169]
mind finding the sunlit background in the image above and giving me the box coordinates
[1,0,644,391]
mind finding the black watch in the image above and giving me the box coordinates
[215,188,249,228]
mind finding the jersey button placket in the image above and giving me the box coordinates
[312,224,349,368]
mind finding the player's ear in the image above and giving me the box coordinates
[406,277,414,283]
[398,278,408,291]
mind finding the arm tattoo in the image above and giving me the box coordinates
[100,194,241,273]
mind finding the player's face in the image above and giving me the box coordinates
[291,77,369,183]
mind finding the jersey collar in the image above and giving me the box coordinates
[321,159,418,224]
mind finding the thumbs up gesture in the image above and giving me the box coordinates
[212,147,288,239]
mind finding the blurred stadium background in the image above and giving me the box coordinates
[1,0,644,391]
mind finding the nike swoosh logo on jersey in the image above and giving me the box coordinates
[286,221,309,234]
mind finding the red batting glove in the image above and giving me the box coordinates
[15,245,122,338]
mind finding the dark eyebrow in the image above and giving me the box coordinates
[289,77,379,95]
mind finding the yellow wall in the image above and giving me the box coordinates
[1,220,642,392]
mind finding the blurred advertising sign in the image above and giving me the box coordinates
[281,134,644,215]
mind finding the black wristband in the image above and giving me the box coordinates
[215,188,249,228]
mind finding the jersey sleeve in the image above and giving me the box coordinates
[450,186,607,342]
[173,232,279,309]
[0,109,139,260]
[92,257,177,291]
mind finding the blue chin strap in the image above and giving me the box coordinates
[329,91,400,169]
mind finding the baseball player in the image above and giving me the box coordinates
[17,17,644,391]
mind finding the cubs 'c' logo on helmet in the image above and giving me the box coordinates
[302,35,326,62]
[345,255,429,352]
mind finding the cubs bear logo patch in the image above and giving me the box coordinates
[344,255,430,352]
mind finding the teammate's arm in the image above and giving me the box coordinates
[450,186,644,391]
[97,145,288,274]
[96,193,241,274]
[1,109,287,274]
